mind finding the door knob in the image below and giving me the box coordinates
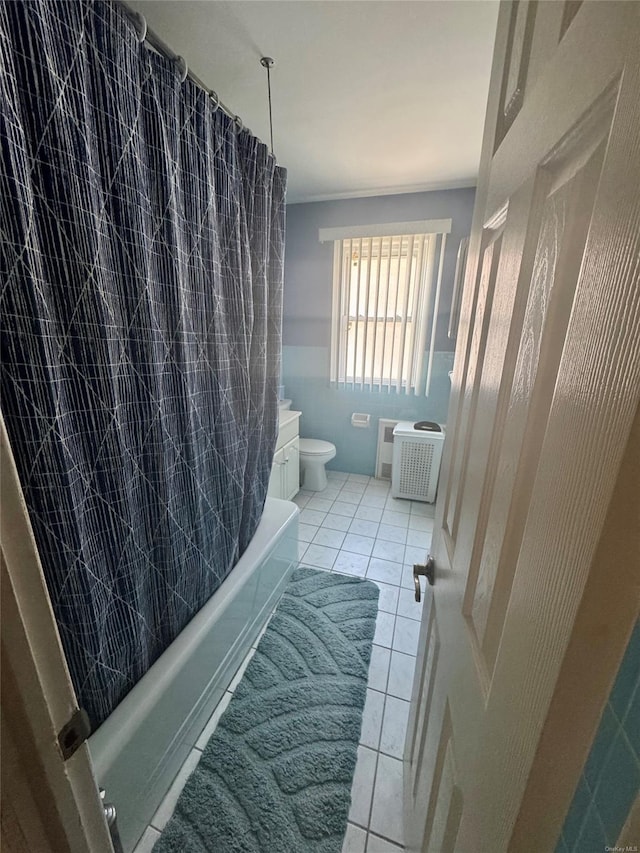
[413,555,435,602]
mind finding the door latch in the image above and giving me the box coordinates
[57,708,91,760]
[413,556,435,602]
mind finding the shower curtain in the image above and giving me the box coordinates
[0,0,286,729]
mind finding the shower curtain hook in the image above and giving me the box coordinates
[234,115,244,133]
[175,56,188,83]
[131,12,147,43]
[209,90,220,113]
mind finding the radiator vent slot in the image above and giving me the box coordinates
[376,419,400,480]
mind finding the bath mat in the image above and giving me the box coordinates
[154,566,379,853]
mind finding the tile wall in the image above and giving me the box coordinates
[282,347,453,476]
[556,620,640,851]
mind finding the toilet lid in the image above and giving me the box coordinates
[299,438,335,456]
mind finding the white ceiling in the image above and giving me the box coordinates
[127,1,499,203]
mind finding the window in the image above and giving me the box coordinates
[320,220,452,395]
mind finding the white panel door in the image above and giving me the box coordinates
[1,417,113,852]
[404,3,640,851]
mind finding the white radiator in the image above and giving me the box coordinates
[391,421,445,502]
[375,418,400,480]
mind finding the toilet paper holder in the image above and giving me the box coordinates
[351,413,370,428]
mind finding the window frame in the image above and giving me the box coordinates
[322,219,452,395]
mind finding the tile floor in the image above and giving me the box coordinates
[134,471,433,853]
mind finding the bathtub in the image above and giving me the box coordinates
[88,497,299,852]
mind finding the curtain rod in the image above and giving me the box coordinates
[117,0,257,139]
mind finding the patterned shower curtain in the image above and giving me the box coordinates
[0,0,286,729]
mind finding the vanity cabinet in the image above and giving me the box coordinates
[267,411,301,501]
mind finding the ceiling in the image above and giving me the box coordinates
[127,1,499,204]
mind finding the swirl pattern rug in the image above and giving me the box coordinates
[155,567,379,852]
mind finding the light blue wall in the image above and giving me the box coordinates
[282,187,475,475]
[556,620,640,852]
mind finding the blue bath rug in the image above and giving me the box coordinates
[154,566,379,853]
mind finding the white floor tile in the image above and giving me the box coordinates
[348,474,371,484]
[332,500,359,518]
[366,833,404,852]
[298,523,318,543]
[319,487,343,501]
[385,497,411,514]
[410,501,436,518]
[360,688,385,750]
[343,823,368,853]
[396,588,421,622]
[401,564,416,590]
[341,491,368,504]
[392,616,421,656]
[408,515,433,532]
[365,481,390,493]
[379,696,410,759]
[195,691,233,749]
[293,493,310,509]
[405,528,431,549]
[150,748,202,831]
[302,543,339,570]
[372,539,405,563]
[355,505,384,523]
[380,511,410,529]
[374,611,395,647]
[348,745,378,826]
[343,533,375,557]
[306,497,335,513]
[228,647,256,692]
[376,523,407,544]
[367,644,391,692]
[313,527,347,549]
[322,513,353,532]
[369,754,405,846]
[133,826,161,853]
[349,518,380,538]
[404,545,428,566]
[333,551,370,577]
[372,581,399,614]
[339,489,363,504]
[299,508,328,527]
[359,493,387,509]
[367,558,404,586]
[387,651,417,701]
[327,470,349,481]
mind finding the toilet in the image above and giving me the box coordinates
[298,438,336,491]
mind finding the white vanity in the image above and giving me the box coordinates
[267,409,301,500]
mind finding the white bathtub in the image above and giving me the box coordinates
[88,497,299,852]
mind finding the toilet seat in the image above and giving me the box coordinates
[299,438,335,456]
